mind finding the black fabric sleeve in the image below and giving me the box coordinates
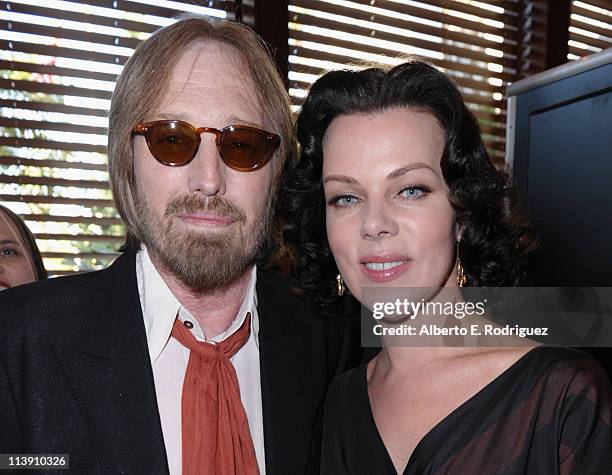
[558,356,612,474]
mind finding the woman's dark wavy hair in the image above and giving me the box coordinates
[280,59,538,317]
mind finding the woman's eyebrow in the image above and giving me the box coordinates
[323,175,358,185]
[323,163,440,185]
[0,239,19,245]
[387,163,437,180]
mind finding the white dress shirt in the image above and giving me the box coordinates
[136,247,265,474]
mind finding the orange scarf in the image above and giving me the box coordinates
[171,313,259,475]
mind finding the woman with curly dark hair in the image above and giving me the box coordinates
[282,60,612,474]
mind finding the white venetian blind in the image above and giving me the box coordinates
[0,0,234,276]
[288,0,521,163]
[568,0,612,60]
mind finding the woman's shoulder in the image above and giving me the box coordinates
[481,346,607,380]
[324,364,368,413]
[328,364,367,396]
[532,347,612,406]
[531,348,612,471]
[526,346,610,387]
[502,346,612,414]
[462,346,611,415]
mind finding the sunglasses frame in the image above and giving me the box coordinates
[132,119,280,172]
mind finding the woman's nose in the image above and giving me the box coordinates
[360,201,399,240]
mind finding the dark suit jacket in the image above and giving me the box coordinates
[0,251,360,474]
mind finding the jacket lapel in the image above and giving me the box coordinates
[257,271,315,474]
[53,252,169,474]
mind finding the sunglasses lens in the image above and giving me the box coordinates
[220,128,274,171]
[147,122,197,165]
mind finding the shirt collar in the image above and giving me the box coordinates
[136,246,259,364]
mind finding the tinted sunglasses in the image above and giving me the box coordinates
[132,119,280,171]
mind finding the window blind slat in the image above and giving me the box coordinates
[59,0,235,19]
[573,3,612,25]
[568,1,612,60]
[0,59,118,83]
[41,251,119,259]
[568,44,595,57]
[322,0,514,36]
[0,39,129,65]
[0,99,109,118]
[414,0,519,25]
[290,29,515,79]
[34,233,124,243]
[291,0,517,50]
[290,42,500,82]
[0,194,113,207]
[289,61,506,95]
[579,0,612,11]
[0,137,107,154]
[0,78,113,100]
[5,1,159,34]
[50,270,85,276]
[572,17,612,39]
[20,213,121,226]
[0,173,109,190]
[290,11,516,66]
[479,123,507,137]
[3,18,142,50]
[570,30,612,50]
[0,156,107,171]
[0,117,106,136]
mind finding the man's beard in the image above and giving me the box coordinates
[135,192,273,292]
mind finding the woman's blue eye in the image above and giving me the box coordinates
[1,248,17,256]
[329,195,359,207]
[399,186,429,200]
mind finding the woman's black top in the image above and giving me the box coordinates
[321,347,612,474]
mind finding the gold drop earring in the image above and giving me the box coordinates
[336,274,345,296]
[456,242,467,287]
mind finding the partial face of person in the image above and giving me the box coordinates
[132,41,275,290]
[0,211,37,290]
[322,107,459,304]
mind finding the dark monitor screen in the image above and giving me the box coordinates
[509,57,612,286]
[527,91,612,285]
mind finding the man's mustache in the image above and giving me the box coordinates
[165,194,246,223]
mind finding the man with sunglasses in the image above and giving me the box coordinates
[0,16,358,474]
